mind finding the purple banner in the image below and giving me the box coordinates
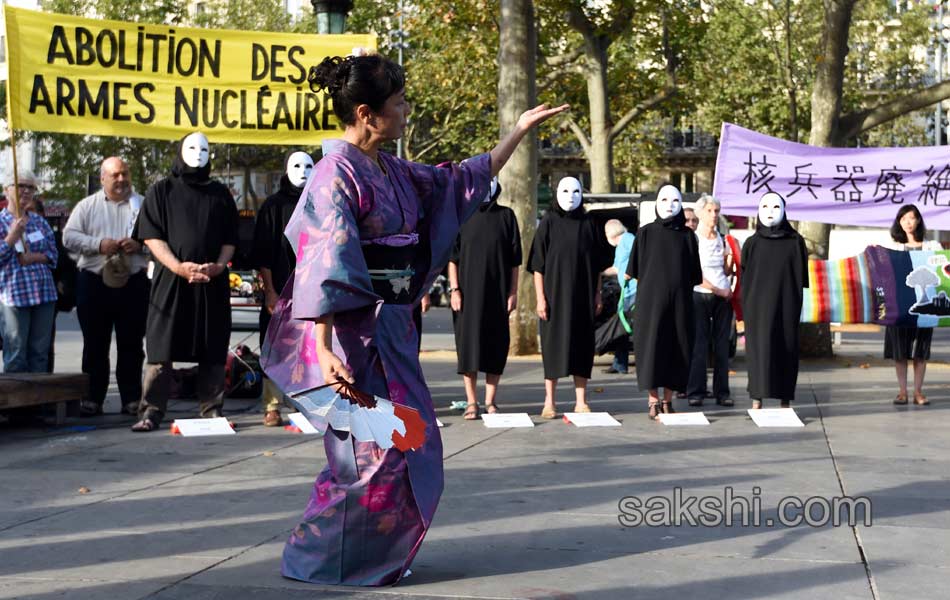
[712,123,950,229]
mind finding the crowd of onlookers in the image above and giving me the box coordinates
[0,155,940,427]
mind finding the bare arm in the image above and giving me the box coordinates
[507,266,519,314]
[448,261,462,312]
[315,314,354,389]
[534,271,548,320]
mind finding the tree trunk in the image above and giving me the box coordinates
[586,39,614,193]
[798,0,855,357]
[498,0,539,355]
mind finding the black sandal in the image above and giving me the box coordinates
[648,403,659,420]
[462,404,480,420]
[661,401,675,415]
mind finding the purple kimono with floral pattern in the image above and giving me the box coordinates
[261,139,490,586]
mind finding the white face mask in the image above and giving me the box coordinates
[181,132,210,169]
[484,176,499,203]
[758,192,786,227]
[286,151,314,188]
[556,177,583,212]
[655,184,682,219]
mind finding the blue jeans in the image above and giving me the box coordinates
[0,301,56,373]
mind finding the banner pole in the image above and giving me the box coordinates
[3,6,19,219]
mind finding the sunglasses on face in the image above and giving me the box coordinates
[13,184,36,191]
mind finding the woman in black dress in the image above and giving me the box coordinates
[885,205,940,406]
[741,192,808,409]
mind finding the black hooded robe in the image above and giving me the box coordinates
[527,208,609,380]
[450,200,522,375]
[627,215,702,391]
[740,224,809,401]
[134,156,239,365]
[253,175,301,347]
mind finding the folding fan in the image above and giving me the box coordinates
[288,380,427,451]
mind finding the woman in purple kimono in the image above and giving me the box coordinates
[261,53,566,587]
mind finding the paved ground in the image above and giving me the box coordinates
[1,307,950,599]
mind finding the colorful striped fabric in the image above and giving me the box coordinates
[797,246,950,326]
[800,252,873,324]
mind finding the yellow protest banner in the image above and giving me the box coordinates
[3,6,376,144]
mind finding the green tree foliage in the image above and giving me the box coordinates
[349,0,501,163]
[694,0,930,147]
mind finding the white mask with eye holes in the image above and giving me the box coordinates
[655,184,682,219]
[556,177,583,212]
[286,151,314,189]
[758,192,786,227]
[181,132,210,169]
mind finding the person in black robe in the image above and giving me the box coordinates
[626,184,702,420]
[130,131,239,432]
[253,150,313,427]
[527,177,609,419]
[448,177,522,419]
[741,191,809,409]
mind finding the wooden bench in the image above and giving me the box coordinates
[0,373,89,425]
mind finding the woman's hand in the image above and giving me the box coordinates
[5,217,27,246]
[516,103,571,133]
[536,296,549,321]
[491,104,570,176]
[318,347,354,391]
[450,289,462,312]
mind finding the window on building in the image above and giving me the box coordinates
[0,35,6,63]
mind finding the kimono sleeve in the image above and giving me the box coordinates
[402,153,492,226]
[252,200,277,271]
[526,216,550,274]
[626,228,643,280]
[687,232,703,287]
[221,191,239,247]
[508,209,523,267]
[133,180,168,242]
[449,233,462,264]
[287,158,377,322]
[798,235,810,289]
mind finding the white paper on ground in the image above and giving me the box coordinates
[658,412,710,426]
[287,412,320,434]
[436,419,444,428]
[748,408,805,427]
[564,412,622,427]
[481,413,535,428]
[174,417,235,437]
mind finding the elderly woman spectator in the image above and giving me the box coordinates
[602,219,635,374]
[686,194,733,407]
[0,169,58,373]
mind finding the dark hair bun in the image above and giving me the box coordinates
[308,56,353,96]
[306,53,404,126]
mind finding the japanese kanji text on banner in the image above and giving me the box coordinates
[3,5,376,144]
[713,122,950,229]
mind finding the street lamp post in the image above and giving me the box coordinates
[312,0,353,35]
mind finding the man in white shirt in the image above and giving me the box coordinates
[63,157,149,417]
